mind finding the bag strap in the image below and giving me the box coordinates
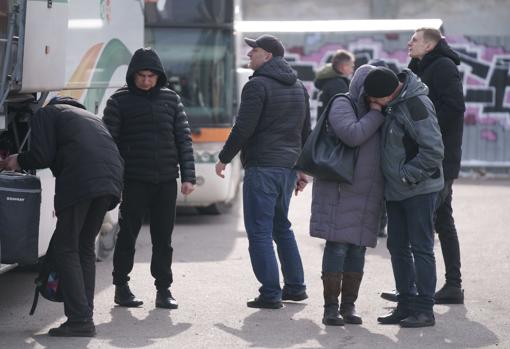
[325,93,359,120]
[29,285,40,315]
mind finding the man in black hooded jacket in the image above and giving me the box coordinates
[0,97,123,337]
[408,28,466,304]
[103,48,196,310]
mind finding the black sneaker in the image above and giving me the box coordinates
[48,320,96,337]
[247,296,283,309]
[114,284,143,307]
[377,306,409,324]
[282,289,308,301]
[400,312,435,328]
[434,284,464,304]
[156,289,178,309]
[380,290,398,302]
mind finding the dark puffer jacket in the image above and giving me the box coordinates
[18,98,123,212]
[218,56,311,168]
[409,39,465,179]
[314,63,350,117]
[103,48,195,184]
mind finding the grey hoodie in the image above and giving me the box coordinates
[381,69,444,201]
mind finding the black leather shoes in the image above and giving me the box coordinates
[48,320,96,337]
[377,307,409,324]
[114,284,143,307]
[282,289,308,301]
[247,296,283,309]
[435,284,464,304]
[400,313,435,328]
[380,290,398,302]
[156,289,178,309]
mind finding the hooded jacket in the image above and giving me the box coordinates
[381,69,444,201]
[309,65,385,247]
[18,98,123,212]
[218,56,311,168]
[314,63,350,117]
[103,48,196,184]
[409,39,465,179]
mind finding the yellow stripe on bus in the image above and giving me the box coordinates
[191,128,232,143]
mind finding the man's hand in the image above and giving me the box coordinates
[0,154,20,171]
[215,161,226,178]
[369,102,383,111]
[181,182,195,195]
[294,171,309,196]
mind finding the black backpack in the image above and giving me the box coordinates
[29,239,63,315]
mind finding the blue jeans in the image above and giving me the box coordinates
[386,192,437,315]
[243,167,306,302]
[322,241,366,273]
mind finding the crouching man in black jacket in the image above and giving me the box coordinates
[0,97,124,337]
[103,48,196,310]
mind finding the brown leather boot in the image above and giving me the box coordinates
[340,272,363,324]
[322,272,344,326]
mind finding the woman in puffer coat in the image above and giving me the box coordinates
[309,64,385,326]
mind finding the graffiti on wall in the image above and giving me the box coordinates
[256,33,510,166]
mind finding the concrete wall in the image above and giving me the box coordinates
[242,0,510,36]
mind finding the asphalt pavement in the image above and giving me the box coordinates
[0,177,509,348]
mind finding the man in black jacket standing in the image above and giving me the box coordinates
[215,34,311,309]
[103,48,196,310]
[0,97,124,337]
[314,49,355,117]
[408,28,466,304]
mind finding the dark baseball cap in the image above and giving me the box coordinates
[244,34,285,57]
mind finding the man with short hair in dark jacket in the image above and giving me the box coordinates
[408,28,465,304]
[314,49,355,117]
[103,48,196,310]
[0,97,124,337]
[215,34,311,309]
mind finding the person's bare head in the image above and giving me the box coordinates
[408,28,442,60]
[332,50,355,77]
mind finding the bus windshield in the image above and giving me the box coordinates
[145,27,235,128]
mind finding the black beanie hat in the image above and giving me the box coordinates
[364,67,399,98]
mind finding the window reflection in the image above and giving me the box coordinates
[146,27,234,127]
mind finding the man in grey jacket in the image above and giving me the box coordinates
[364,67,444,328]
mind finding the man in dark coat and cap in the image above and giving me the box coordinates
[408,28,466,305]
[103,48,196,310]
[215,34,311,309]
[0,96,124,337]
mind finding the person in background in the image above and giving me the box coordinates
[364,67,444,328]
[0,96,123,337]
[408,27,466,304]
[215,34,310,309]
[103,48,196,310]
[309,64,385,326]
[315,50,355,117]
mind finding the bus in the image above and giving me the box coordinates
[0,0,143,272]
[144,0,243,214]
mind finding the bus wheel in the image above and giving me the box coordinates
[197,202,232,215]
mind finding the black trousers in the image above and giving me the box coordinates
[112,180,177,291]
[434,179,462,288]
[52,196,112,323]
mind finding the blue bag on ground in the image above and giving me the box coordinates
[0,171,41,264]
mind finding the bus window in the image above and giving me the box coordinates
[145,27,235,127]
[145,0,234,26]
